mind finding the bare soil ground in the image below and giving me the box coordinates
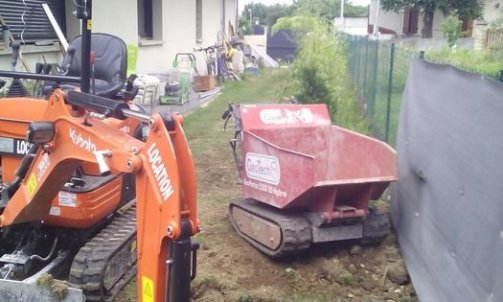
[115,70,416,302]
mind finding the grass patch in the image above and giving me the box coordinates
[191,275,225,299]
[184,69,296,154]
[425,49,503,79]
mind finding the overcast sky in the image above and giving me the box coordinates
[238,0,371,14]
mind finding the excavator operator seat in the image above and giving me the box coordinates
[58,33,128,98]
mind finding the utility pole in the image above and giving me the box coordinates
[373,0,380,36]
[340,0,345,32]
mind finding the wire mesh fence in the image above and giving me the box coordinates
[345,35,417,145]
[345,34,503,145]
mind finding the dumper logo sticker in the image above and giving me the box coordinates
[69,128,97,152]
[259,108,314,125]
[245,153,280,185]
[147,142,174,201]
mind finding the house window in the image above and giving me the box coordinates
[196,0,202,43]
[138,0,153,38]
[138,0,162,42]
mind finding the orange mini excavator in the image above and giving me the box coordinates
[0,1,199,301]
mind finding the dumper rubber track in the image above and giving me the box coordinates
[69,203,137,302]
[229,199,312,258]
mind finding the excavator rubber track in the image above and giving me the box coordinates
[69,203,137,302]
[228,199,312,258]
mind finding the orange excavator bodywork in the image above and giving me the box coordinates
[0,97,143,229]
[0,89,199,302]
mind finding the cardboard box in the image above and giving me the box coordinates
[193,75,216,92]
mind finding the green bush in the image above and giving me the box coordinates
[273,15,368,133]
[441,16,462,48]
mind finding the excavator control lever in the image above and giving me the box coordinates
[66,90,130,119]
[0,70,80,84]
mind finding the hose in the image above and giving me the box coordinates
[30,236,59,262]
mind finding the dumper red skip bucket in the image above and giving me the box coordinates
[237,104,397,222]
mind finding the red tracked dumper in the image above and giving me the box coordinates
[225,104,397,258]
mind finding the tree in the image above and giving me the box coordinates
[453,0,483,19]
[441,15,462,47]
[296,0,369,22]
[381,0,483,38]
[264,4,296,27]
[238,3,295,34]
[238,0,369,34]
[273,15,344,113]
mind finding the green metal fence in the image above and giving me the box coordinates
[345,35,416,145]
[345,35,503,144]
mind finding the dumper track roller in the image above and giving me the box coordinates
[229,199,311,258]
[69,203,137,302]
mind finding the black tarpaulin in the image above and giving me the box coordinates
[392,58,503,302]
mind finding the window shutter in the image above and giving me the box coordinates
[402,8,411,34]
[0,0,66,42]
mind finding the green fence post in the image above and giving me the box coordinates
[385,43,395,143]
[369,38,378,121]
[362,36,369,106]
[356,37,362,97]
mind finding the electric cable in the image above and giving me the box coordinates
[20,0,27,45]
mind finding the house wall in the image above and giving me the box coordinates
[370,1,503,34]
[482,0,501,22]
[376,10,403,34]
[472,1,502,49]
[0,0,236,76]
[114,0,236,74]
[138,0,198,73]
[225,0,237,33]
[64,0,138,45]
[369,0,404,34]
[0,45,62,72]
[369,0,457,38]
[419,10,447,38]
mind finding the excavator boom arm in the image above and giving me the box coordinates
[0,90,199,302]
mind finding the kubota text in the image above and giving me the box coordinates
[69,128,97,152]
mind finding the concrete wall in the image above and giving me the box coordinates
[334,17,369,35]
